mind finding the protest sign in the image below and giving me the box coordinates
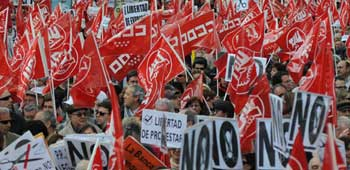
[180,120,213,170]
[235,0,249,12]
[0,131,34,157]
[287,91,330,151]
[49,140,73,170]
[0,137,55,170]
[123,1,149,27]
[256,118,288,169]
[254,57,267,76]
[124,136,166,170]
[64,134,113,169]
[225,53,235,82]
[269,94,287,154]
[141,109,187,148]
[212,118,243,169]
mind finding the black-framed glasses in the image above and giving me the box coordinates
[0,120,12,125]
[0,96,11,101]
[96,111,108,116]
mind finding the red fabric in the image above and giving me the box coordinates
[100,15,151,57]
[276,16,313,52]
[0,39,11,76]
[161,22,186,60]
[180,73,203,109]
[104,9,124,40]
[213,53,228,79]
[0,7,9,43]
[91,145,103,170]
[180,11,221,56]
[151,11,163,46]
[299,14,336,125]
[340,0,350,34]
[347,36,350,59]
[43,37,83,94]
[38,0,52,20]
[222,12,264,55]
[316,0,339,21]
[70,34,106,107]
[136,36,185,116]
[262,27,286,56]
[322,126,347,170]
[106,82,124,170]
[227,50,258,115]
[238,75,271,153]
[47,3,63,26]
[16,1,25,38]
[287,129,308,170]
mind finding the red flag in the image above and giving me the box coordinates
[100,15,151,57]
[299,17,336,125]
[72,0,89,32]
[16,1,25,38]
[180,11,220,56]
[42,36,83,94]
[222,12,264,55]
[0,40,12,76]
[70,34,106,107]
[213,53,228,79]
[227,50,258,115]
[106,82,124,170]
[0,75,12,97]
[0,7,9,43]
[287,128,308,170]
[262,27,286,56]
[105,10,124,40]
[38,0,51,20]
[136,35,185,116]
[238,75,271,153]
[322,124,347,170]
[47,3,63,26]
[316,0,339,21]
[151,11,163,46]
[90,143,103,170]
[162,23,186,60]
[340,0,350,34]
[276,16,313,52]
[180,73,203,109]
[48,13,72,68]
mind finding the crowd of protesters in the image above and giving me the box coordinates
[0,0,350,170]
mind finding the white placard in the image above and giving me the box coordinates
[269,94,287,154]
[141,109,187,148]
[49,140,73,170]
[225,53,235,82]
[123,1,149,27]
[235,0,249,12]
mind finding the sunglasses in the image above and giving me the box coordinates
[96,111,109,116]
[0,120,12,125]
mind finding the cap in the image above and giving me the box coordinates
[336,100,350,111]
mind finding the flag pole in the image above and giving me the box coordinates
[215,49,219,96]
[87,138,101,170]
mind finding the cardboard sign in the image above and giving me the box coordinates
[287,91,330,151]
[64,134,113,169]
[212,118,243,169]
[225,53,235,82]
[123,1,149,27]
[124,136,166,170]
[256,118,288,169]
[49,140,73,170]
[269,94,287,154]
[180,120,213,170]
[0,138,55,170]
[141,109,187,148]
[235,0,249,12]
[0,131,34,156]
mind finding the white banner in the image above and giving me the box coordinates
[49,140,73,170]
[256,118,288,169]
[287,91,331,151]
[180,120,213,170]
[123,1,149,27]
[269,94,287,154]
[235,0,249,12]
[64,134,113,169]
[141,109,187,148]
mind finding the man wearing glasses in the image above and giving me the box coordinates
[0,107,19,151]
[95,99,111,132]
[59,104,101,136]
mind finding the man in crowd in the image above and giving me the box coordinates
[337,60,350,89]
[123,84,145,118]
[95,99,111,132]
[34,110,58,142]
[59,104,101,136]
[0,107,18,150]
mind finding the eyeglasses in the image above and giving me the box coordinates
[71,111,87,117]
[0,120,12,125]
[96,111,109,116]
[194,67,205,70]
[177,74,185,77]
